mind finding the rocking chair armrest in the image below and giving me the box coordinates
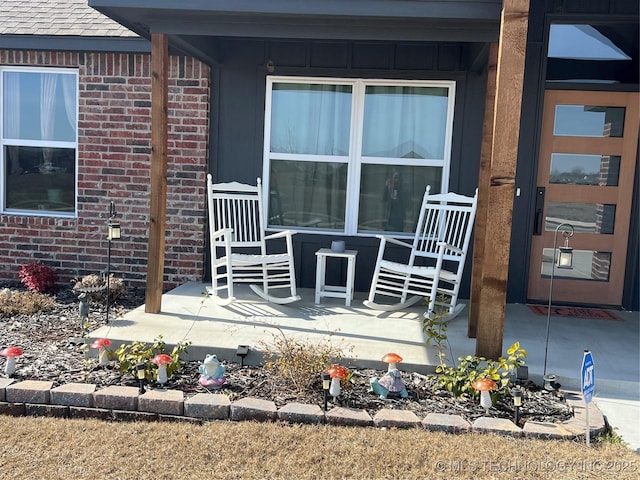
[436,241,464,255]
[375,234,413,249]
[264,230,296,241]
[210,227,233,240]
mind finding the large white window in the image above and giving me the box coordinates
[263,77,455,235]
[0,67,78,216]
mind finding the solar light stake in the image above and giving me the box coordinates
[136,362,146,394]
[512,386,522,425]
[543,223,574,379]
[105,201,120,324]
[236,345,249,367]
[322,372,331,411]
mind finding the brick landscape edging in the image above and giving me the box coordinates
[0,379,606,440]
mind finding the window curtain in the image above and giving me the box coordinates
[60,74,77,134]
[40,73,58,169]
[3,73,21,174]
[270,84,350,228]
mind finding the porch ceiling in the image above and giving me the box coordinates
[89,0,502,64]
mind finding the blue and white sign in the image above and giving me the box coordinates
[581,350,595,404]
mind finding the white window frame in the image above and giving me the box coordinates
[263,76,456,236]
[0,66,79,217]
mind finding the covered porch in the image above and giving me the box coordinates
[90,282,640,393]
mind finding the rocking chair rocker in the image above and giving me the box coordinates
[364,185,478,319]
[206,173,300,305]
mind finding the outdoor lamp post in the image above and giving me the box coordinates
[322,372,331,411]
[105,201,121,324]
[136,361,147,394]
[512,386,522,425]
[543,223,574,386]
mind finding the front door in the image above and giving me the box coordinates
[528,90,639,306]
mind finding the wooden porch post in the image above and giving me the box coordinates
[475,0,530,358]
[468,42,498,338]
[145,33,169,314]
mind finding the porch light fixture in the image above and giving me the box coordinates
[322,372,331,411]
[136,361,147,394]
[511,386,522,425]
[556,230,574,269]
[236,345,249,367]
[108,222,121,240]
[543,223,574,382]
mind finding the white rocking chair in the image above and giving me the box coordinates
[206,173,300,305]
[364,186,478,319]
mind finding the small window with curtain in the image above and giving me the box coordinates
[263,77,455,236]
[1,67,78,216]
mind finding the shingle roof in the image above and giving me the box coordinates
[0,0,138,37]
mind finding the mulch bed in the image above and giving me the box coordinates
[0,284,573,426]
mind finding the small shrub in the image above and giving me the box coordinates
[435,342,527,400]
[18,262,58,293]
[0,288,56,317]
[72,274,126,302]
[112,334,191,382]
[261,333,349,394]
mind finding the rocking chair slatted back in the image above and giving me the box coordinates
[412,190,477,265]
[209,180,265,250]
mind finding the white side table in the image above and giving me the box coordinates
[315,248,358,306]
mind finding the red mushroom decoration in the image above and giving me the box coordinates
[151,354,173,385]
[326,364,349,400]
[0,346,24,376]
[472,377,498,414]
[381,352,403,372]
[90,338,112,366]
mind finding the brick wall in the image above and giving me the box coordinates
[0,50,210,290]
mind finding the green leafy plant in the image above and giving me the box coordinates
[18,262,58,293]
[435,342,527,400]
[0,288,56,316]
[260,332,350,394]
[422,296,456,368]
[112,334,191,382]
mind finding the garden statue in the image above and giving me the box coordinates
[369,352,408,399]
[198,354,226,389]
[78,292,89,337]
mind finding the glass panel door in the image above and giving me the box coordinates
[527,90,639,306]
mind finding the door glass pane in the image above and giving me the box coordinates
[362,86,449,159]
[2,71,77,142]
[268,160,346,230]
[270,83,352,155]
[358,164,442,233]
[541,249,611,281]
[4,145,75,213]
[553,105,625,137]
[550,153,620,186]
[546,202,615,234]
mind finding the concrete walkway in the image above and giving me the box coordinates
[91,282,639,452]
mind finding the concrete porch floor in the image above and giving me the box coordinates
[90,281,639,452]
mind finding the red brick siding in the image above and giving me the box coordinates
[0,50,210,290]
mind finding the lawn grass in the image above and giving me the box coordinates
[0,416,637,479]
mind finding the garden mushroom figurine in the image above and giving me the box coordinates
[152,354,173,385]
[369,352,408,399]
[472,377,497,414]
[90,338,112,366]
[1,346,23,376]
[326,364,349,401]
[381,352,403,372]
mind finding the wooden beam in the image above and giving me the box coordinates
[145,33,169,314]
[468,42,498,338]
[475,0,529,358]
